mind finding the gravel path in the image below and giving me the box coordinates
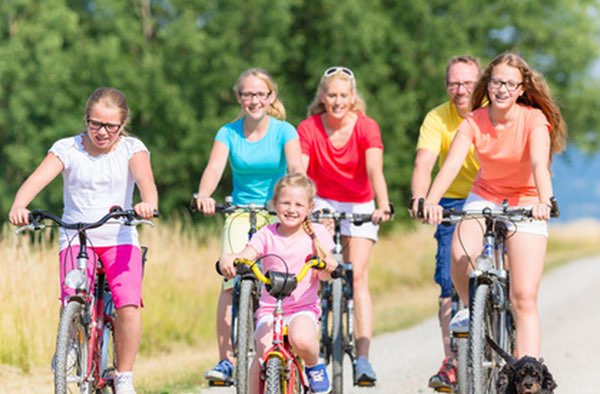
[201,255,600,394]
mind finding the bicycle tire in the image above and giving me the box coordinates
[236,280,255,394]
[54,300,91,394]
[456,335,469,394]
[291,359,304,394]
[331,278,345,393]
[470,284,501,394]
[265,356,283,394]
[99,295,117,393]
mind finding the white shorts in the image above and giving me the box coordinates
[464,193,548,238]
[255,310,319,336]
[313,197,379,242]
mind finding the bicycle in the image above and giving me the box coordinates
[16,207,157,394]
[309,209,375,392]
[230,255,331,394]
[191,196,274,393]
[436,198,558,394]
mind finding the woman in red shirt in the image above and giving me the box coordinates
[297,66,393,384]
[423,52,567,359]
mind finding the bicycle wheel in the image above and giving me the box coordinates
[456,334,469,394]
[235,280,256,394]
[265,356,283,394]
[99,296,117,393]
[330,278,344,393]
[291,359,305,394]
[55,300,91,394]
[470,284,501,394]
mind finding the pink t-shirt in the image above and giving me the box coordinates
[249,222,335,321]
[459,105,550,206]
[297,113,384,202]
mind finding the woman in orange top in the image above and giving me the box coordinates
[423,52,567,358]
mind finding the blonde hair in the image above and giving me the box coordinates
[445,55,482,85]
[306,68,367,116]
[272,173,329,259]
[471,52,567,155]
[234,68,286,120]
[84,87,130,136]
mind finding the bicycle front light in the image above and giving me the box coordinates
[65,269,87,290]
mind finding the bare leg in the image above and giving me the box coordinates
[450,220,483,306]
[288,315,319,366]
[249,322,271,394]
[216,287,234,361]
[507,232,546,358]
[439,297,453,357]
[115,305,141,372]
[344,236,374,359]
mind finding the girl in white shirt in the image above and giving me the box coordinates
[8,87,158,394]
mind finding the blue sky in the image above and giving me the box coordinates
[551,145,600,222]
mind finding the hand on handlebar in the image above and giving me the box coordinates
[134,202,158,220]
[531,202,552,221]
[372,206,393,224]
[8,207,31,226]
[194,195,216,216]
[423,200,444,225]
[218,253,238,279]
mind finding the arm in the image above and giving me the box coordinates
[8,153,64,226]
[410,148,437,216]
[195,140,229,215]
[529,125,553,220]
[424,130,472,224]
[218,246,259,279]
[365,147,392,223]
[130,151,159,219]
[284,138,304,174]
[301,153,310,173]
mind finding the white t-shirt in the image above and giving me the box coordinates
[49,134,149,250]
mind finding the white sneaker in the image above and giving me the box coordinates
[115,371,136,394]
[449,308,470,333]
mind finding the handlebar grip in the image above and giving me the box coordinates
[549,196,560,219]
[215,260,223,276]
[417,198,425,219]
[330,264,344,279]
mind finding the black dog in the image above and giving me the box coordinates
[486,336,557,393]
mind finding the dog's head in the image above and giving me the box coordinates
[497,356,557,394]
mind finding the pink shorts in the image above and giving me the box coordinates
[59,245,143,309]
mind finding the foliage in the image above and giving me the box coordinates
[0,0,599,220]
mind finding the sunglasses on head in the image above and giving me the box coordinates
[323,66,355,79]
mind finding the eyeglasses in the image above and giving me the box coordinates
[488,78,522,92]
[86,118,122,133]
[323,66,355,79]
[238,91,272,101]
[447,81,476,91]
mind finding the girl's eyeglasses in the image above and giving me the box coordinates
[86,118,122,133]
[323,66,355,79]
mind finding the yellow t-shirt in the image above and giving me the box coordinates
[416,101,479,198]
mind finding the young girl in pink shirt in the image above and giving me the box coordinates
[423,52,567,360]
[218,173,337,394]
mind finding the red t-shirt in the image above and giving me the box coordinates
[297,113,384,202]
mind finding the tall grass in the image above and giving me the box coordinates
[1,218,599,392]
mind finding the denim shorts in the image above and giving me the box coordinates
[434,198,466,298]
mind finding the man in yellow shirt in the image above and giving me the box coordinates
[410,55,481,391]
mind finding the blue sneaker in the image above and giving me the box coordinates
[355,357,377,385]
[305,363,331,394]
[449,308,470,333]
[204,359,234,383]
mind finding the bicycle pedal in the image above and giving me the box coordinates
[434,387,453,393]
[208,379,234,387]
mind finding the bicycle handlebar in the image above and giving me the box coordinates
[16,207,160,234]
[232,256,326,285]
[416,197,560,222]
[310,209,373,225]
[190,195,275,215]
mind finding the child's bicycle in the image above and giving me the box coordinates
[191,196,274,393]
[16,207,157,394]
[228,255,333,394]
[309,209,375,392]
